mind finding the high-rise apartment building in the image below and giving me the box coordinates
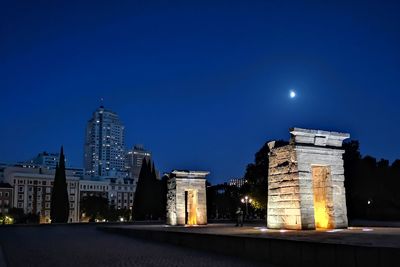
[84,106,125,177]
[125,144,151,180]
[29,152,62,169]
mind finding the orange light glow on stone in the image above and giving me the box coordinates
[312,166,331,229]
[187,190,197,225]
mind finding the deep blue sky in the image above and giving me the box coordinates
[1,0,399,184]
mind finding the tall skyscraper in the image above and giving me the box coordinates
[125,144,151,180]
[84,106,125,177]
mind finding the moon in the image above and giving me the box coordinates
[290,90,296,98]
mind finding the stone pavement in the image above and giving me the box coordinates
[99,223,400,267]
[113,223,400,248]
[0,224,272,267]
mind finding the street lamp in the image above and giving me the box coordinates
[366,198,372,219]
[241,196,252,218]
[129,206,133,222]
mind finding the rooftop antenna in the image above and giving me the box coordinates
[100,97,104,108]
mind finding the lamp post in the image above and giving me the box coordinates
[241,196,252,219]
[366,198,372,219]
[129,206,133,222]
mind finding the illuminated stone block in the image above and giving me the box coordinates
[166,170,209,226]
[267,128,349,230]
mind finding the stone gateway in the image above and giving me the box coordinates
[267,128,350,230]
[166,170,209,226]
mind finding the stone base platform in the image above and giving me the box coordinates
[97,224,400,267]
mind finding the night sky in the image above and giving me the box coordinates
[1,0,399,184]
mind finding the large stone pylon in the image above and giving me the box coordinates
[267,128,349,230]
[166,170,209,226]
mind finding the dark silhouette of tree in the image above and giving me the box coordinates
[7,208,25,224]
[207,183,241,220]
[343,140,362,218]
[80,195,109,221]
[133,159,151,220]
[107,208,131,222]
[50,146,69,223]
[157,174,168,220]
[26,212,40,224]
[151,162,157,179]
[390,160,400,214]
[243,140,288,218]
[344,140,400,220]
[133,159,165,220]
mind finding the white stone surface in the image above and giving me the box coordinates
[166,170,209,226]
[290,127,350,147]
[267,128,349,230]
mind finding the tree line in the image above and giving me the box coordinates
[207,140,400,221]
[78,158,168,222]
[132,158,167,220]
[5,147,168,224]
[8,139,399,224]
[344,141,400,220]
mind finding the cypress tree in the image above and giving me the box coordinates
[133,159,151,220]
[151,162,157,179]
[133,158,166,220]
[150,161,157,217]
[158,175,168,220]
[50,146,70,223]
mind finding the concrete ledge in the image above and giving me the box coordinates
[97,226,400,267]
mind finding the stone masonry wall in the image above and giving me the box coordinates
[267,145,302,229]
[267,128,349,230]
[175,178,207,225]
[295,145,348,229]
[166,177,177,225]
[166,174,207,226]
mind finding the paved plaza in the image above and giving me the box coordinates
[0,225,271,267]
[2,223,400,267]
[114,223,400,248]
[98,223,400,267]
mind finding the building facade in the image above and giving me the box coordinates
[106,177,135,210]
[30,152,62,169]
[2,163,136,223]
[84,106,125,177]
[0,183,13,215]
[79,180,109,200]
[78,179,109,221]
[3,166,80,223]
[229,178,247,188]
